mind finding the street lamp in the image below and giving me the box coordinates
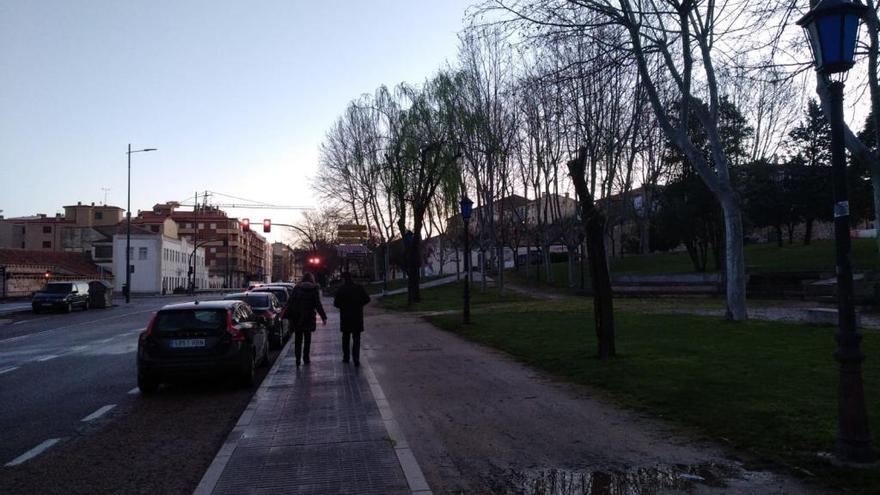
[798,0,874,463]
[460,196,473,324]
[125,144,157,303]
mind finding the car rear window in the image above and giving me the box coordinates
[225,294,271,309]
[42,283,73,293]
[155,310,226,332]
[256,288,288,302]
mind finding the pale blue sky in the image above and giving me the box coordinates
[0,0,474,242]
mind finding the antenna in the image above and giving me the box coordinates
[101,187,111,205]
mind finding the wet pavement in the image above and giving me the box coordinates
[196,305,427,495]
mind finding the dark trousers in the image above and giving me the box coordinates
[294,331,312,363]
[341,332,360,363]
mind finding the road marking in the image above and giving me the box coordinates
[0,335,29,343]
[36,355,58,362]
[81,404,116,422]
[5,438,61,466]
[127,387,139,395]
[0,366,19,375]
[71,345,89,352]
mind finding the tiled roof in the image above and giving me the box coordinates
[0,249,105,277]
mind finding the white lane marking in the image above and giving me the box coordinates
[71,345,89,352]
[36,355,58,362]
[0,366,19,375]
[127,387,139,395]
[5,438,61,466]
[81,404,116,422]
[0,330,51,344]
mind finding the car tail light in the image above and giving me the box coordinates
[226,311,245,342]
[139,314,157,344]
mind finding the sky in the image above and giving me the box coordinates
[0,0,475,244]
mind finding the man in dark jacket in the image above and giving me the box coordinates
[333,272,370,366]
[287,273,327,366]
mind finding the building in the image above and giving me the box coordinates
[272,242,296,282]
[136,202,269,288]
[0,202,124,252]
[112,224,209,294]
[0,248,109,298]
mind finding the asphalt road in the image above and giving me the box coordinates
[0,296,278,494]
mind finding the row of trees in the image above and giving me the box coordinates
[312,0,880,358]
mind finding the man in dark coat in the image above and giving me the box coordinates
[287,272,327,366]
[333,272,370,366]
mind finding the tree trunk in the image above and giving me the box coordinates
[805,218,814,245]
[480,249,487,292]
[497,244,505,296]
[406,240,421,305]
[775,224,783,248]
[568,148,615,359]
[567,247,575,288]
[720,194,748,321]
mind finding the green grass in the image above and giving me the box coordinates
[509,239,880,290]
[378,280,532,312]
[366,274,451,295]
[382,283,880,493]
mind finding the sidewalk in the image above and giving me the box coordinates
[195,303,430,495]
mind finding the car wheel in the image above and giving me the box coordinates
[138,374,159,395]
[83,300,90,311]
[65,302,73,313]
[240,350,256,387]
[32,306,40,314]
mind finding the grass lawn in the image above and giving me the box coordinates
[365,274,450,295]
[509,239,880,290]
[379,280,532,312]
[383,284,880,493]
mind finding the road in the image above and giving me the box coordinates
[0,296,279,494]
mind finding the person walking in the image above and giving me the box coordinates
[287,272,326,366]
[333,272,370,366]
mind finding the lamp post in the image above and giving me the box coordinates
[798,0,874,463]
[460,197,473,324]
[125,144,156,303]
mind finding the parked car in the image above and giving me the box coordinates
[251,285,291,306]
[224,291,289,348]
[32,281,90,313]
[136,300,269,393]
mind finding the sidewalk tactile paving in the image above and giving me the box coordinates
[209,329,411,495]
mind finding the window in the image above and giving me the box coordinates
[150,225,160,233]
[95,246,113,259]
[211,247,217,253]
[94,211,103,220]
[210,223,216,229]
[139,247,148,260]
[198,223,204,229]
[42,226,52,234]
[42,241,51,248]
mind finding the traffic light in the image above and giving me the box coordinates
[263,219,271,233]
[240,218,250,232]
[44,270,51,279]
[307,256,321,266]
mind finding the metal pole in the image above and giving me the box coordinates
[828,81,875,462]
[226,219,230,288]
[192,191,198,294]
[125,144,131,303]
[464,219,471,324]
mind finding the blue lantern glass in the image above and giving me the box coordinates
[797,0,869,74]
[460,197,473,221]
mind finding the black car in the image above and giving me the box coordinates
[251,285,291,306]
[32,281,90,313]
[137,300,269,393]
[224,292,289,349]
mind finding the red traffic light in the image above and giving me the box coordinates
[44,270,51,279]
[263,219,271,233]
[307,256,321,265]
[240,218,250,231]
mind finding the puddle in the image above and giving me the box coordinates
[488,463,738,495]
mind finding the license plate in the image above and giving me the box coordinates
[170,339,206,349]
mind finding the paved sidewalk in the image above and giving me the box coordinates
[195,305,430,495]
